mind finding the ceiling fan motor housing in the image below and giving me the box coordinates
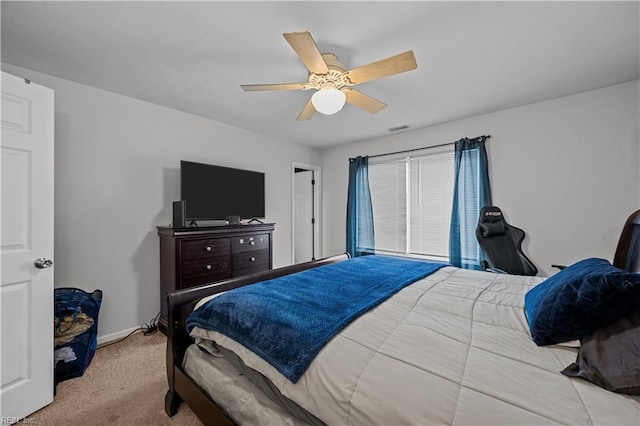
[307,53,353,91]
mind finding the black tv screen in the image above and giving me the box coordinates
[180,161,265,221]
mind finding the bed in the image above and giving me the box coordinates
[164,210,640,425]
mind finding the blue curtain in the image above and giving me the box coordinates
[449,136,492,269]
[346,156,375,257]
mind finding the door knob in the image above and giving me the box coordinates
[34,258,53,269]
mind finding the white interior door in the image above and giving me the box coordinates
[294,170,314,263]
[1,72,55,421]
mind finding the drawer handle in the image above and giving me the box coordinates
[249,241,255,246]
[206,246,212,252]
[206,264,212,270]
[250,257,256,262]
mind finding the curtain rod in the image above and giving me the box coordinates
[350,135,491,161]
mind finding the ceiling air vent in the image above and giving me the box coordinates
[389,124,410,132]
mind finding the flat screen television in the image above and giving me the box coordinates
[180,160,265,221]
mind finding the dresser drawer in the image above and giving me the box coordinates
[180,237,230,261]
[231,234,269,253]
[232,249,270,276]
[180,255,231,287]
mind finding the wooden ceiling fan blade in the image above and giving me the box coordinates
[297,98,316,121]
[241,83,306,92]
[283,31,329,75]
[346,51,417,85]
[343,89,386,114]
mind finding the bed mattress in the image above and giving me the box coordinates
[183,344,309,426]
[190,266,640,425]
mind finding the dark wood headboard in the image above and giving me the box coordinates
[613,209,640,272]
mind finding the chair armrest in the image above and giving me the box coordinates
[481,259,508,274]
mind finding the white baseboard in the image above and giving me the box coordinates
[97,325,141,346]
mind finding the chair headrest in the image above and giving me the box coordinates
[478,206,506,237]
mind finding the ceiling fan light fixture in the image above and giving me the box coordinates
[311,88,346,115]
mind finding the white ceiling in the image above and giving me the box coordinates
[2,1,638,149]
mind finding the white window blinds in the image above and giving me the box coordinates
[369,148,454,260]
[368,160,407,253]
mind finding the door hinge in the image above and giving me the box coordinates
[311,218,316,224]
[24,78,31,84]
[311,179,315,185]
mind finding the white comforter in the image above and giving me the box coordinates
[190,266,640,425]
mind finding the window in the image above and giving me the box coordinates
[369,148,454,261]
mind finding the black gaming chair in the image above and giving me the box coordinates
[476,206,538,276]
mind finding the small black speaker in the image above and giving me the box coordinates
[172,200,186,228]
[226,215,241,225]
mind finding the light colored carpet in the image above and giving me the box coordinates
[29,331,202,425]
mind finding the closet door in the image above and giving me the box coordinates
[294,170,314,263]
[1,72,54,421]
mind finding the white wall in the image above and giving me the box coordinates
[2,63,322,341]
[321,81,640,277]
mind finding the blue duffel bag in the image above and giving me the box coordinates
[54,288,102,387]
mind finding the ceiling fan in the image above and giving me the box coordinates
[241,31,418,121]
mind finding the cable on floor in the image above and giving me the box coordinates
[98,312,161,349]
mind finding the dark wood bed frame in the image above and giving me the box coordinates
[613,209,640,272]
[164,209,640,426]
[164,252,349,425]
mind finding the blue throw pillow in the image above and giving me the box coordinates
[524,258,640,345]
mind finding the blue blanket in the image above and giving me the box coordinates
[187,255,448,383]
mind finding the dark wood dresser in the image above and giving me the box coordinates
[157,223,275,330]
